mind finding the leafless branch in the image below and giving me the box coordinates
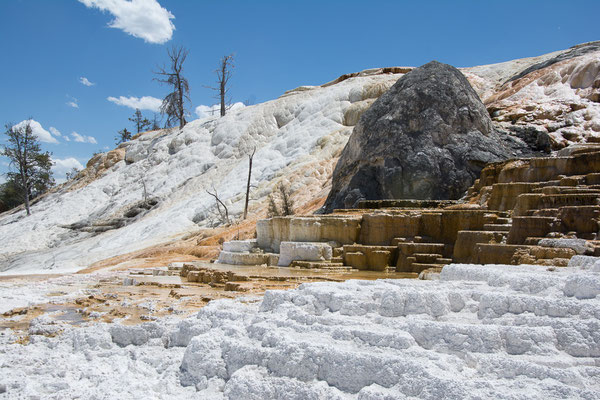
[206,185,230,225]
[206,54,234,117]
[153,45,190,129]
[243,146,256,220]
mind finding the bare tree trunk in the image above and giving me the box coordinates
[220,66,226,117]
[178,79,186,128]
[154,46,190,129]
[207,54,233,117]
[243,147,256,220]
[206,187,230,225]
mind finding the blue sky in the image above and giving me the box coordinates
[1,0,598,182]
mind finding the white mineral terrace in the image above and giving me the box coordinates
[1,259,599,399]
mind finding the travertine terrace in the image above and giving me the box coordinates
[218,145,600,276]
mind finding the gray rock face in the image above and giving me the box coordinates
[324,61,533,212]
[325,61,527,212]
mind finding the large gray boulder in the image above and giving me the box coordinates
[324,61,533,212]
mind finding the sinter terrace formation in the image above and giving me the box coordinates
[214,144,600,278]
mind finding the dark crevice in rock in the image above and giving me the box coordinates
[61,198,159,235]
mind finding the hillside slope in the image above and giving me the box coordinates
[1,42,599,274]
[0,72,400,274]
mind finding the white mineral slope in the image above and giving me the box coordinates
[0,72,401,274]
[1,262,599,399]
[464,41,600,147]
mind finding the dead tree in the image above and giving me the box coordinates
[207,54,234,117]
[154,46,190,129]
[243,147,256,220]
[206,186,230,225]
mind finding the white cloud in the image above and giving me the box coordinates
[195,102,245,119]
[107,95,162,112]
[49,127,62,137]
[51,157,84,176]
[14,119,59,144]
[80,77,95,86]
[66,96,79,108]
[51,157,85,184]
[79,0,175,44]
[71,132,98,144]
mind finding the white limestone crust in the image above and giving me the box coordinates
[277,241,332,266]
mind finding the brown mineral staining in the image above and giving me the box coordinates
[1,261,395,335]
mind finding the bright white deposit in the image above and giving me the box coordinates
[1,261,599,399]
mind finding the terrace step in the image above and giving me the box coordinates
[483,224,512,232]
[531,186,600,195]
[514,193,600,216]
[395,241,445,253]
[483,215,500,224]
[343,245,398,271]
[472,243,576,265]
[409,263,448,274]
[507,216,558,244]
[356,199,457,209]
[396,241,448,272]
[418,267,444,280]
[289,261,350,270]
[413,253,443,263]
[453,230,507,263]
[559,176,586,186]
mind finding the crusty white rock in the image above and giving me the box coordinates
[277,241,332,266]
[1,263,599,398]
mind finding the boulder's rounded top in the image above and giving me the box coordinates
[324,61,535,212]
